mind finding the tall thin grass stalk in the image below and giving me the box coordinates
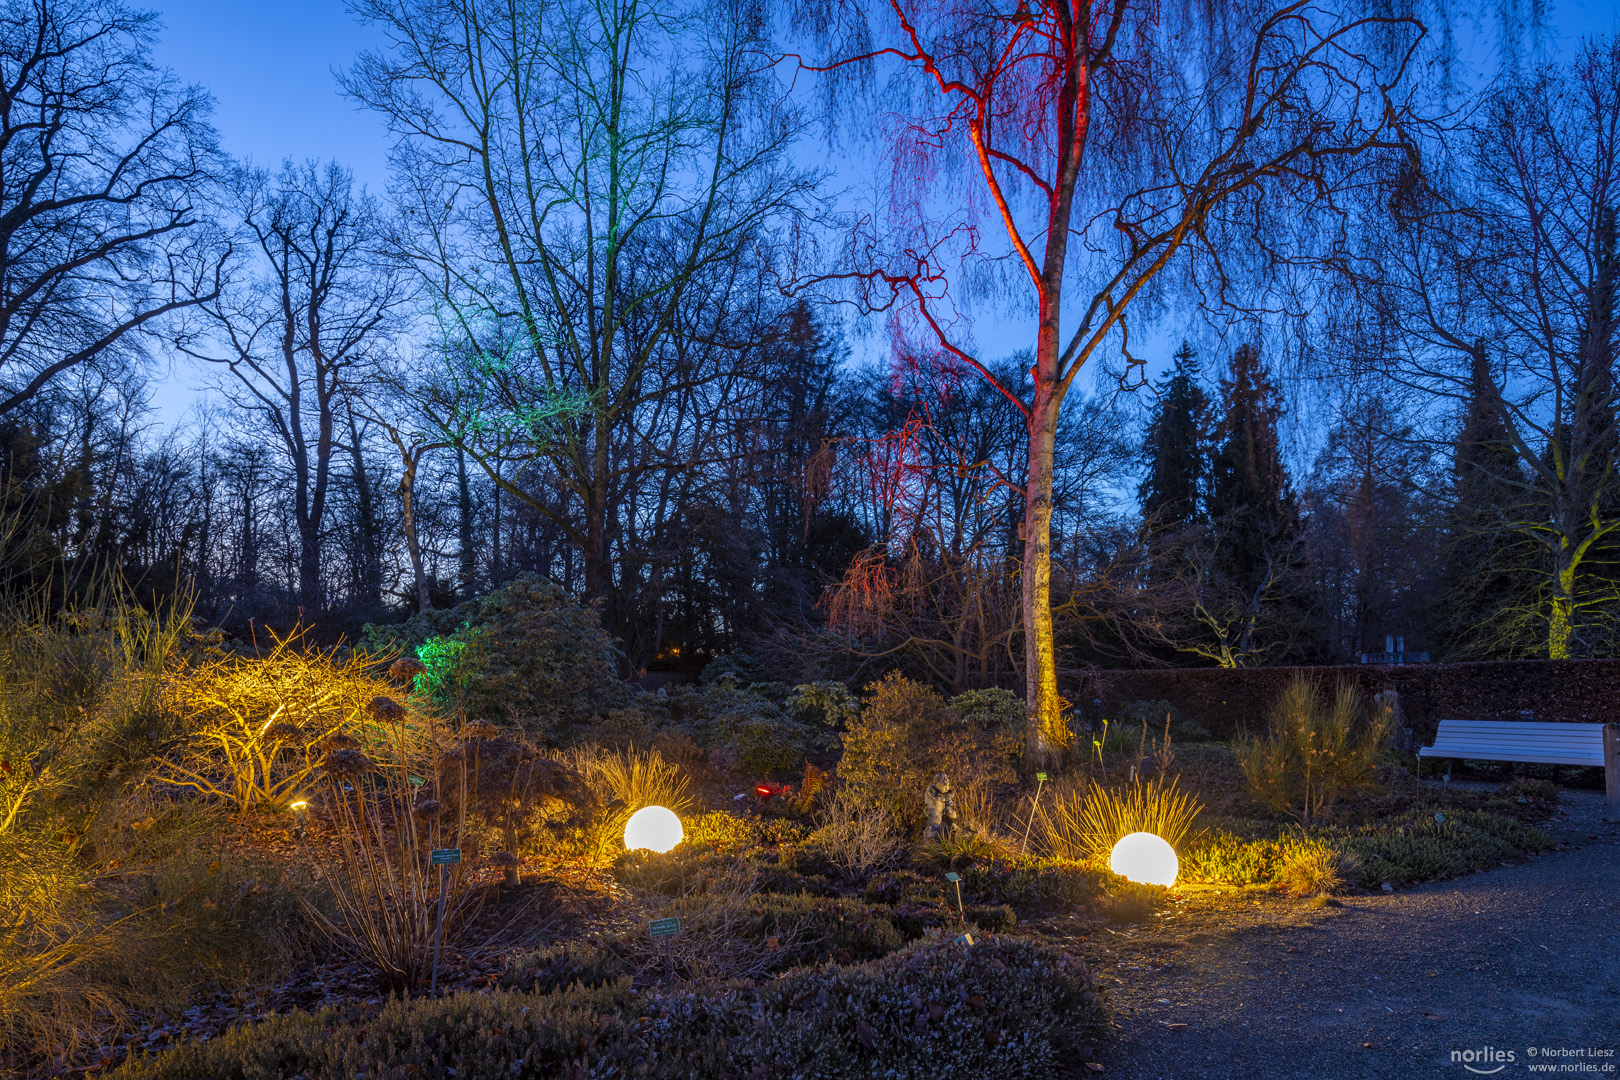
[0,841,129,1059]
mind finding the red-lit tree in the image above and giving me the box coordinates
[796,0,1427,767]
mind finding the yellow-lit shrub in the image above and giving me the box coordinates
[160,629,424,813]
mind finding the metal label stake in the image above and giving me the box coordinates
[1020,772,1048,854]
[650,917,680,982]
[428,848,460,996]
[944,871,964,918]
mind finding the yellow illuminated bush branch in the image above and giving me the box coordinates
[159,630,423,813]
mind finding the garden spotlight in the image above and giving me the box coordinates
[1109,831,1178,888]
[623,805,683,853]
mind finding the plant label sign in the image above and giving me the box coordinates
[1036,772,1048,781]
[955,932,974,947]
[944,872,960,883]
[649,917,681,938]
[430,848,461,865]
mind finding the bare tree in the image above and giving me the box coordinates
[345,0,819,663]
[794,0,1427,766]
[1336,38,1620,658]
[182,161,404,617]
[0,0,226,415]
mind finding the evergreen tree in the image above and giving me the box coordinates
[1435,345,1540,657]
[1206,344,1297,591]
[1138,342,1208,528]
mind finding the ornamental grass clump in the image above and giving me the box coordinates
[1035,775,1203,867]
[1238,676,1391,825]
[298,715,535,991]
[563,743,691,858]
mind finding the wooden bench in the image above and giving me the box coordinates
[1417,719,1619,822]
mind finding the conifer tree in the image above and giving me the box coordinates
[1139,343,1209,529]
[1206,344,1297,591]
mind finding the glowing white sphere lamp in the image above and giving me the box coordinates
[623,805,683,853]
[1109,831,1179,887]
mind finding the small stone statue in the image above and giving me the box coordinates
[924,772,957,840]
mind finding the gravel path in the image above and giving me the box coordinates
[1079,789,1620,1080]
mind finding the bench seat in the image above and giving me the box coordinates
[1417,719,1605,767]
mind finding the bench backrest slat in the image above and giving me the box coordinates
[1419,719,1606,766]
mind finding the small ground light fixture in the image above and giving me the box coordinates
[1109,831,1178,887]
[624,805,683,853]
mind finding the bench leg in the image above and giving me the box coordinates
[1606,724,1620,825]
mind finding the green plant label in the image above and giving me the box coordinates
[1036,772,1048,781]
[1434,812,1446,823]
[649,917,681,938]
[944,872,960,882]
[430,848,461,865]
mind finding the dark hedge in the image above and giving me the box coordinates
[1074,658,1620,739]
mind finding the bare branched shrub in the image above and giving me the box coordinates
[1238,676,1391,825]
[620,856,800,982]
[298,718,498,991]
[809,788,903,879]
[161,629,417,813]
[422,735,596,884]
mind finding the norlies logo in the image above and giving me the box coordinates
[1454,1047,1517,1074]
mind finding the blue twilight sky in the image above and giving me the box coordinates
[142,0,1620,430]
[149,1,393,194]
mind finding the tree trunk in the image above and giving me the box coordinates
[347,408,382,610]
[398,451,430,613]
[456,448,477,599]
[1022,386,1063,771]
[297,518,323,618]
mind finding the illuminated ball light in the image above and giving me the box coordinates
[1109,831,1178,887]
[623,805,683,853]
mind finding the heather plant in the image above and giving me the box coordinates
[1238,676,1391,825]
[109,936,1107,1080]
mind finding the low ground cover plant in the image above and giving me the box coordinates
[109,936,1107,1080]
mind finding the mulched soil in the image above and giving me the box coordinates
[1057,786,1620,1079]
